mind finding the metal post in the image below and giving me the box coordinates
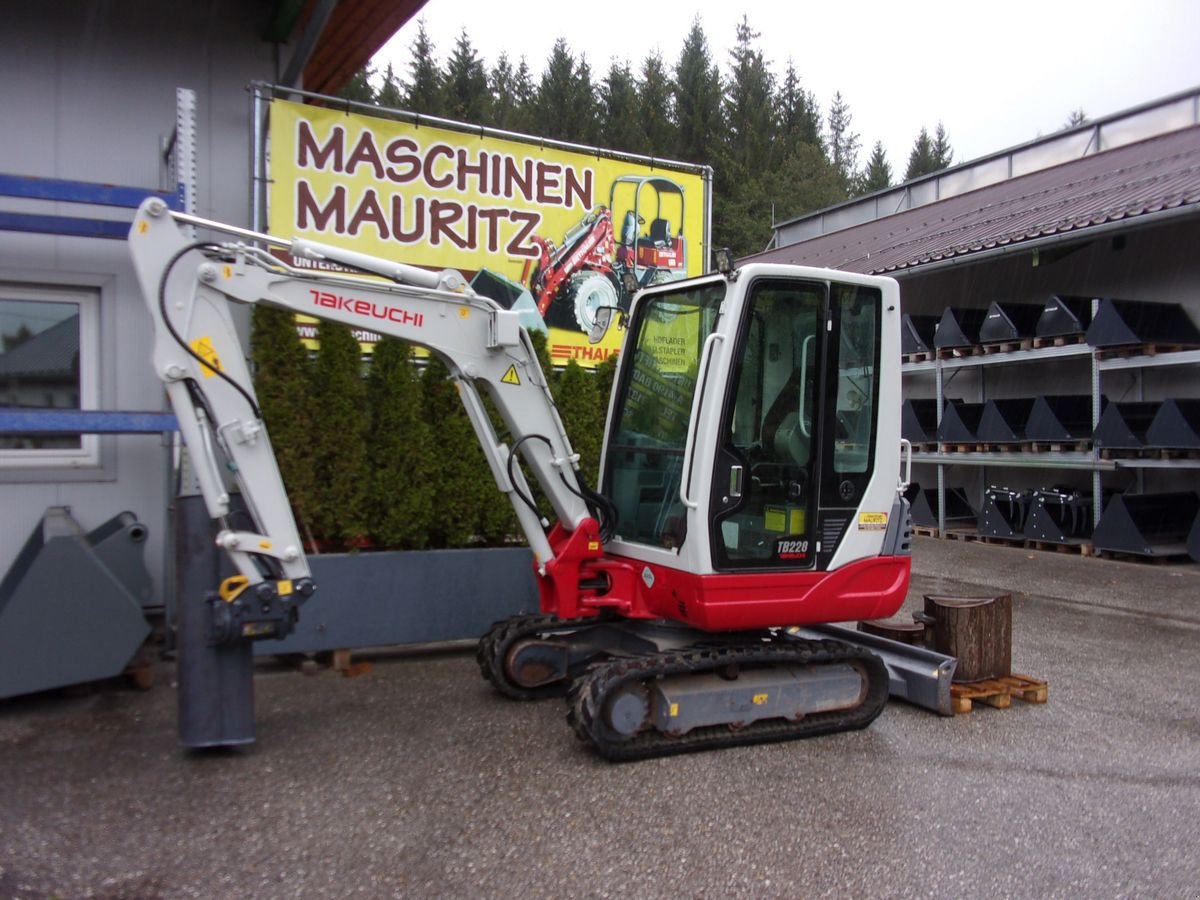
[251,83,268,236]
[175,88,197,237]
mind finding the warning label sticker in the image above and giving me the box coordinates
[857,512,888,531]
[501,365,521,386]
[190,336,222,378]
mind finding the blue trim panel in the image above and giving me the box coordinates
[0,409,178,434]
[0,174,180,209]
[0,211,131,240]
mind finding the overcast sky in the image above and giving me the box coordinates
[373,0,1200,174]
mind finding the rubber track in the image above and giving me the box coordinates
[566,639,890,761]
[476,613,573,700]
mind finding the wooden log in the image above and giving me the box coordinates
[858,618,927,646]
[916,594,1012,683]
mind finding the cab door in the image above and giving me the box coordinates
[708,277,882,572]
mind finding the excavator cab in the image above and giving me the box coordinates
[598,263,905,602]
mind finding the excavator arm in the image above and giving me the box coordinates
[129,197,599,636]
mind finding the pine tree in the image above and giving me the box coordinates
[722,16,775,177]
[249,307,318,547]
[932,122,954,169]
[598,59,643,154]
[307,323,371,547]
[376,63,403,109]
[904,127,938,181]
[534,39,583,141]
[367,339,436,549]
[338,64,376,104]
[672,18,724,166]
[826,91,860,190]
[714,16,776,256]
[443,29,489,123]
[858,141,893,194]
[637,51,676,159]
[402,20,444,116]
[777,61,823,154]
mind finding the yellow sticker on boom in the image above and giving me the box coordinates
[752,693,769,705]
[190,336,222,378]
[501,365,521,386]
[858,512,888,531]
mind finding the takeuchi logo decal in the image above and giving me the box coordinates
[293,120,594,258]
[310,289,425,328]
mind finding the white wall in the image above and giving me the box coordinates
[0,1,281,603]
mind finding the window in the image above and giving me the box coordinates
[603,281,724,548]
[0,283,100,468]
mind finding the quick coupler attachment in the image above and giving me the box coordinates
[207,575,316,644]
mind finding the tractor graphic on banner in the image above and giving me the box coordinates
[526,175,688,333]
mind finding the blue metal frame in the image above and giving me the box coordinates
[0,408,178,434]
[0,174,182,240]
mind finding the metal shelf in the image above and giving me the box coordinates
[902,337,1199,535]
[912,451,1116,471]
[902,342,1093,374]
[1096,348,1200,371]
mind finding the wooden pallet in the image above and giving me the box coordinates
[1031,334,1086,348]
[951,674,1048,714]
[1028,440,1091,453]
[912,524,940,538]
[978,338,1034,355]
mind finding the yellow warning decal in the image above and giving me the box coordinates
[278,580,293,596]
[218,575,249,603]
[458,307,471,319]
[588,541,601,552]
[501,365,521,386]
[858,512,889,531]
[669,703,679,717]
[752,693,769,705]
[137,221,149,235]
[190,336,222,378]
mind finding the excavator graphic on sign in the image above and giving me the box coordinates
[527,175,688,333]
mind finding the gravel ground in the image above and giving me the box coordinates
[1,536,1198,898]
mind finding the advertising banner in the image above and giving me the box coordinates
[267,98,709,368]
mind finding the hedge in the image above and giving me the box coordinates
[250,308,617,551]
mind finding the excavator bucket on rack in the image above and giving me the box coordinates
[1024,396,1094,444]
[1090,492,1200,557]
[934,307,988,353]
[901,398,939,444]
[976,398,1036,444]
[1036,295,1094,340]
[1086,299,1200,348]
[937,400,985,444]
[1145,399,1200,449]
[979,302,1043,343]
[1092,401,1159,450]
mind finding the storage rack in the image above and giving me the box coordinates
[904,343,1200,535]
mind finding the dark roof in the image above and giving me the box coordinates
[0,316,78,379]
[747,125,1200,276]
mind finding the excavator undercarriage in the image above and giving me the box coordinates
[478,614,890,760]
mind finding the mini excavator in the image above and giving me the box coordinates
[129,198,912,760]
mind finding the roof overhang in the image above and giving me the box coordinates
[268,0,429,96]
